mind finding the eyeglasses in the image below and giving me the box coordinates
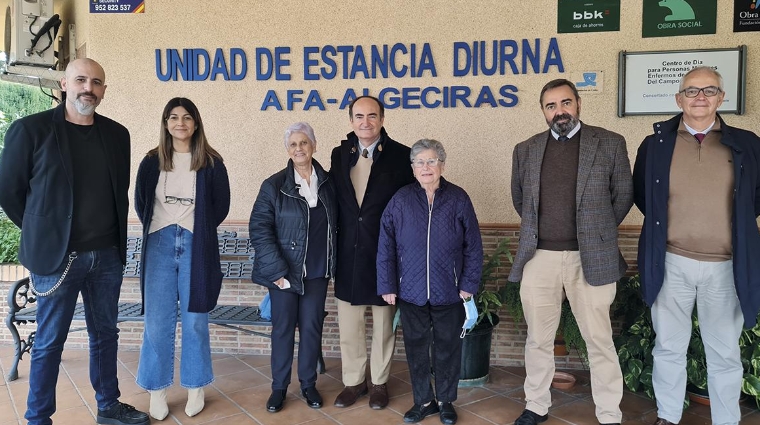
[165,195,194,206]
[679,86,722,98]
[412,158,442,168]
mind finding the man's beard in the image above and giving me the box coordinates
[550,113,579,136]
[72,94,98,116]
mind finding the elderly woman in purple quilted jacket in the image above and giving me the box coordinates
[377,139,483,425]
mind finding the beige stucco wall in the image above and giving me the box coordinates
[69,0,757,224]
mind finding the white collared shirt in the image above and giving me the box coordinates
[683,120,716,136]
[294,165,319,208]
[551,122,582,141]
[358,137,381,159]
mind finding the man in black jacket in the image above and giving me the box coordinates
[0,59,148,425]
[330,96,414,409]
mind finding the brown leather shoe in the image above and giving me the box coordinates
[369,383,389,409]
[653,419,676,425]
[334,381,368,408]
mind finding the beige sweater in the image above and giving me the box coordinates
[149,152,196,234]
[666,121,733,261]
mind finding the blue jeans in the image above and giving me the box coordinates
[136,225,213,390]
[25,247,123,425]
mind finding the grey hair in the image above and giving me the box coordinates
[679,66,724,91]
[410,139,446,163]
[284,122,317,148]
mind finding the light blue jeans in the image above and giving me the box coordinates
[652,252,742,425]
[136,225,214,390]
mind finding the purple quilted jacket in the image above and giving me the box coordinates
[377,178,483,306]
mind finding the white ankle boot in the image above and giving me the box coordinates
[185,387,205,417]
[149,388,169,420]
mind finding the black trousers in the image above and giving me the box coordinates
[269,277,328,390]
[399,298,465,404]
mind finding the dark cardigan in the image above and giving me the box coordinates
[134,153,231,313]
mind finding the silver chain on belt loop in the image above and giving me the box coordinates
[29,252,78,297]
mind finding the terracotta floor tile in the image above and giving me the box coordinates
[329,403,405,425]
[505,386,581,410]
[459,393,527,424]
[451,407,504,424]
[224,383,272,412]
[59,348,89,362]
[246,396,329,425]
[238,354,272,369]
[3,348,759,425]
[210,356,251,377]
[196,412,259,424]
[116,349,141,364]
[49,405,95,425]
[481,366,525,394]
[211,368,271,393]
[177,397,244,424]
[619,391,657,422]
[383,374,412,399]
[296,418,341,425]
[389,359,410,375]
[549,399,599,424]
[455,386,500,406]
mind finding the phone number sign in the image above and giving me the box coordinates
[91,0,145,14]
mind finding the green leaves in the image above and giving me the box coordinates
[0,211,21,263]
[472,238,511,330]
[0,81,54,155]
[740,320,760,408]
[615,275,656,399]
[742,374,760,400]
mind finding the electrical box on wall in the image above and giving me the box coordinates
[8,0,60,67]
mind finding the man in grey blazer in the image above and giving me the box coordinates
[509,79,633,425]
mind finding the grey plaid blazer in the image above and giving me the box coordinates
[508,123,633,286]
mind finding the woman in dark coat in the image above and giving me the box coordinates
[135,97,230,420]
[249,122,337,413]
[377,139,483,425]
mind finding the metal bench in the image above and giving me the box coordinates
[5,232,326,381]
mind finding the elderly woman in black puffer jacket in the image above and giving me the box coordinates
[249,122,337,414]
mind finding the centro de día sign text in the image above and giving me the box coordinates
[154,38,564,111]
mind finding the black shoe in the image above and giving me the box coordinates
[439,402,457,424]
[600,423,621,425]
[404,400,440,423]
[514,409,548,425]
[267,389,287,413]
[97,402,149,425]
[302,386,323,408]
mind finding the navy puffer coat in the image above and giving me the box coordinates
[377,178,483,306]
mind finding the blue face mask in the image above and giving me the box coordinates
[460,296,478,338]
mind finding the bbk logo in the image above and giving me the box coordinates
[573,10,604,20]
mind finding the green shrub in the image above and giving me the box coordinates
[0,211,21,263]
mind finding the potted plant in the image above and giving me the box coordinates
[615,274,760,410]
[686,311,760,408]
[460,238,590,387]
[0,209,26,282]
[614,274,656,399]
[459,238,510,386]
[739,319,760,408]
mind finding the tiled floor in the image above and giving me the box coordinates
[1,345,758,425]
